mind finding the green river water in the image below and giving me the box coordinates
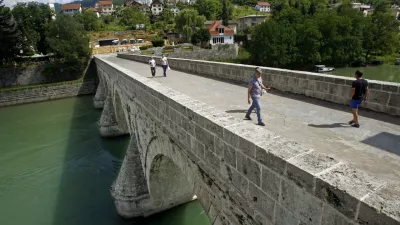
[0,96,209,225]
[331,64,400,83]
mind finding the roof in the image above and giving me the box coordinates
[61,4,81,11]
[151,1,163,5]
[205,20,238,25]
[257,2,270,6]
[98,1,112,5]
[208,21,235,35]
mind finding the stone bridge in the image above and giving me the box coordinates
[92,55,400,225]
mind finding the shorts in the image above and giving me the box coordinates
[350,99,362,109]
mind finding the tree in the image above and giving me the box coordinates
[175,9,206,42]
[0,0,19,64]
[195,0,221,20]
[248,20,298,68]
[362,11,400,61]
[152,36,165,47]
[46,14,91,73]
[119,7,149,27]
[191,28,211,47]
[221,0,233,26]
[74,9,103,31]
[12,2,53,55]
[308,1,316,15]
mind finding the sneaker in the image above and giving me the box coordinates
[351,123,360,128]
[245,115,252,120]
[348,120,355,124]
[257,121,265,126]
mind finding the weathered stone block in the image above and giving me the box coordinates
[191,138,205,159]
[223,142,237,168]
[261,167,281,201]
[195,124,215,152]
[205,149,221,171]
[357,183,400,225]
[316,164,384,219]
[248,182,276,222]
[287,151,339,193]
[255,138,310,175]
[280,180,323,225]
[388,93,400,107]
[321,204,355,225]
[369,90,390,104]
[382,84,399,93]
[237,153,261,187]
[275,203,300,225]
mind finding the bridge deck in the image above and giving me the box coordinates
[99,54,400,183]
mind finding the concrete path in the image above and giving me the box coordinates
[99,54,400,183]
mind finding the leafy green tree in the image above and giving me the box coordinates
[195,0,221,20]
[221,0,233,26]
[191,28,211,47]
[46,14,91,73]
[249,20,298,68]
[12,2,53,55]
[0,0,19,64]
[363,10,400,61]
[74,9,103,31]
[308,1,316,15]
[151,36,165,47]
[175,9,206,42]
[119,7,149,27]
[159,6,175,25]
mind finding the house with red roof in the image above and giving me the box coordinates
[151,1,163,15]
[94,1,115,16]
[208,21,235,45]
[255,2,271,12]
[61,4,82,15]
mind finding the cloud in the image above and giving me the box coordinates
[3,0,67,7]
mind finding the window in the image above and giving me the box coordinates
[212,37,224,44]
[217,28,224,34]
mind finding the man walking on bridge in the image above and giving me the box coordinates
[149,56,156,77]
[349,70,369,128]
[245,67,270,126]
[161,55,168,77]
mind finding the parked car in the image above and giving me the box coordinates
[121,39,128,45]
[314,65,335,73]
[395,58,400,65]
[137,39,144,44]
[129,39,136,44]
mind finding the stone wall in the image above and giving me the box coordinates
[0,81,97,107]
[95,55,400,225]
[118,54,400,116]
[166,44,239,61]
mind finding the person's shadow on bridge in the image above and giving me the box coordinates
[307,123,351,128]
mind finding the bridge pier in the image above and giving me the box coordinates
[111,135,153,218]
[98,94,126,137]
[93,76,106,109]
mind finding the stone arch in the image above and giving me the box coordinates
[144,134,197,214]
[113,90,130,134]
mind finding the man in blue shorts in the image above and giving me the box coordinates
[349,70,369,128]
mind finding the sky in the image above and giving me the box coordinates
[3,0,68,7]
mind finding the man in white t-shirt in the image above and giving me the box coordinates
[161,55,168,77]
[149,56,156,77]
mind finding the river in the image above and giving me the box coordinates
[0,96,209,225]
[331,64,400,83]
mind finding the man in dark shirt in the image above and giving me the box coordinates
[349,70,369,128]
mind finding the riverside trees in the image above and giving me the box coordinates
[0,0,19,64]
[248,0,400,69]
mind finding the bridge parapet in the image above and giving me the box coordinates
[118,53,400,116]
[94,55,400,225]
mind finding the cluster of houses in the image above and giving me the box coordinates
[331,2,400,19]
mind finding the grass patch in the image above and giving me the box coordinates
[0,77,94,93]
[233,6,271,19]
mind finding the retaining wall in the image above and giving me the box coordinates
[0,81,97,107]
[118,54,400,116]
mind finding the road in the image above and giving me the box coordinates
[98,54,400,184]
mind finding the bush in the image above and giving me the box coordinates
[139,45,153,50]
[151,36,165,47]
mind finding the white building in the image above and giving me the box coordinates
[171,7,179,16]
[208,21,235,45]
[254,2,271,12]
[48,2,56,20]
[151,1,163,15]
[61,4,82,15]
[95,1,115,16]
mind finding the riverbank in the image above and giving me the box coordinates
[0,79,97,107]
[331,64,400,83]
